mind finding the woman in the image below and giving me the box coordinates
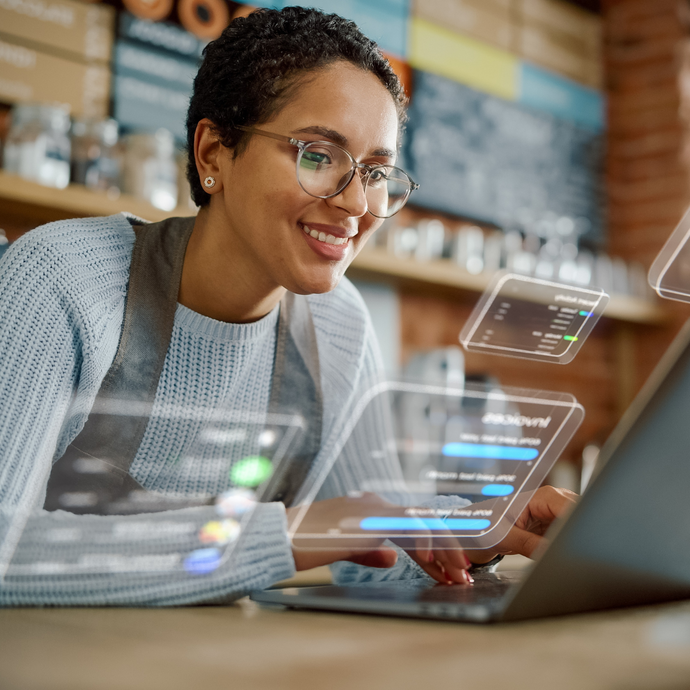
[0,7,574,605]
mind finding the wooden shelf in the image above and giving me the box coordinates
[350,247,667,325]
[0,171,667,325]
[0,170,192,225]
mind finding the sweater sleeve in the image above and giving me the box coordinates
[0,502,294,606]
[0,220,294,606]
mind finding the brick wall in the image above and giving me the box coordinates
[603,0,690,390]
[605,0,689,262]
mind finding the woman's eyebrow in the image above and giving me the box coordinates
[293,125,396,159]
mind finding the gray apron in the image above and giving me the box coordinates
[43,216,322,515]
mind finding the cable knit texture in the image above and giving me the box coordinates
[0,213,412,606]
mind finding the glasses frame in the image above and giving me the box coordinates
[235,125,419,218]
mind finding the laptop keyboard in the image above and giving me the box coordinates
[258,571,524,622]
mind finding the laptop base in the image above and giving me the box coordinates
[251,571,524,623]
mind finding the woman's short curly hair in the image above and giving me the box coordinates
[185,5,408,207]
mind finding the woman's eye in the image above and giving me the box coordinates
[300,150,331,171]
[368,168,388,186]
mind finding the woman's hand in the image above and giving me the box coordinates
[286,493,473,585]
[465,485,579,565]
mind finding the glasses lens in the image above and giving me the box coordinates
[365,166,413,218]
[297,143,416,218]
[297,142,354,198]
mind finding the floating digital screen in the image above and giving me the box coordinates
[0,409,303,584]
[459,273,608,364]
[289,381,584,551]
[648,206,690,303]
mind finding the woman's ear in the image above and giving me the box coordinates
[194,118,224,196]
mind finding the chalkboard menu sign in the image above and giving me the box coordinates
[402,70,604,242]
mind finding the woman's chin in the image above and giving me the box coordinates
[287,269,345,296]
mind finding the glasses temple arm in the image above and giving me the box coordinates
[235,126,300,147]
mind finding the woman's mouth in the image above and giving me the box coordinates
[301,224,349,246]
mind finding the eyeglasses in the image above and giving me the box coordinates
[235,126,419,218]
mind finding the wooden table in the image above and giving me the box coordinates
[2,594,690,690]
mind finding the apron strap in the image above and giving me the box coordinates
[259,292,323,506]
[43,216,323,514]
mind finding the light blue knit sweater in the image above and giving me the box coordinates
[0,213,438,606]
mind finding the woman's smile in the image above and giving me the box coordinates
[301,223,349,246]
[299,221,355,262]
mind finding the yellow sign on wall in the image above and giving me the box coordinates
[409,18,518,101]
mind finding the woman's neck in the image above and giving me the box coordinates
[178,207,286,324]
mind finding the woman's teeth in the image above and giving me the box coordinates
[302,225,348,246]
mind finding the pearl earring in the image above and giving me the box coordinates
[203,176,216,189]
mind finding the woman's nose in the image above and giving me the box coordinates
[327,169,369,217]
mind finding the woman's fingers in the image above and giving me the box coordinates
[405,528,473,585]
[498,525,545,558]
[433,545,473,583]
[412,553,473,585]
[526,486,579,522]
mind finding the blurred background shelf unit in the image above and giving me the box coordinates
[2,0,690,481]
[0,169,664,327]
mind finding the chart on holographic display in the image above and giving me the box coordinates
[649,206,690,303]
[0,412,303,582]
[290,382,584,551]
[459,273,608,364]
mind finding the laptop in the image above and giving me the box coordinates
[251,319,690,622]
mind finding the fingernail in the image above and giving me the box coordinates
[463,555,471,569]
[462,570,474,585]
[435,559,446,575]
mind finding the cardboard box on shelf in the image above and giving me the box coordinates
[412,0,514,22]
[0,36,110,117]
[517,0,602,56]
[581,58,604,91]
[420,0,515,15]
[517,23,603,89]
[412,0,517,51]
[0,0,115,64]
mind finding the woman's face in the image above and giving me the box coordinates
[213,61,400,295]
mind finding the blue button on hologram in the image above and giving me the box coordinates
[481,484,515,497]
[442,443,539,461]
[359,517,491,531]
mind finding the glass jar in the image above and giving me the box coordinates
[122,129,178,211]
[71,118,122,196]
[4,103,71,189]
